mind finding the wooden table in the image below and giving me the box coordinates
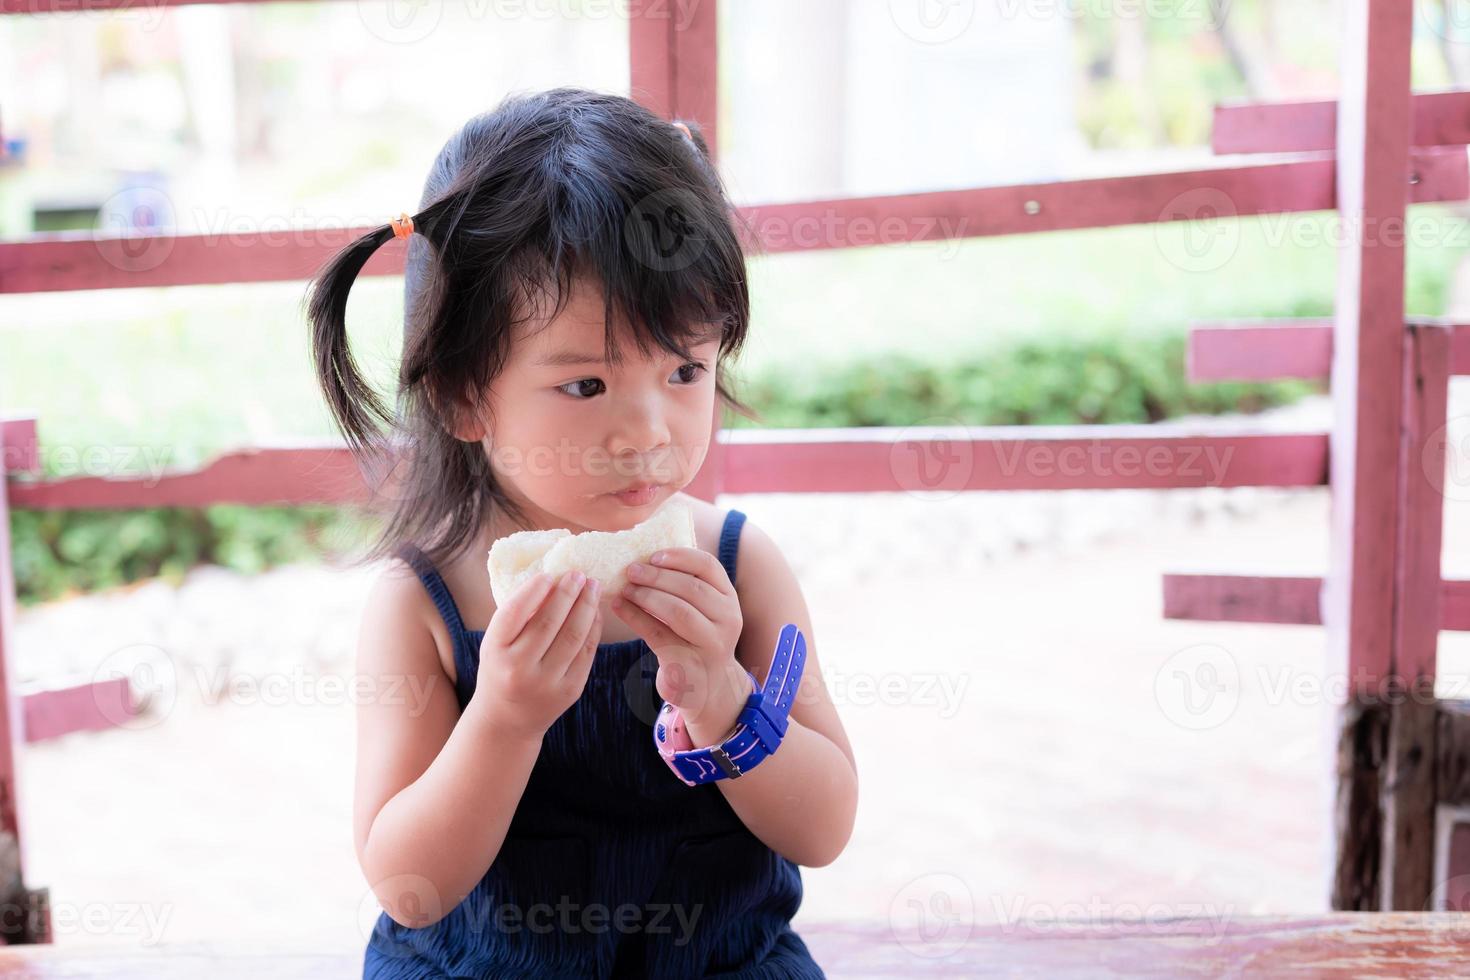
[0,914,1465,977]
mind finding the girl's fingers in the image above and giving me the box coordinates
[611,592,679,647]
[561,608,602,683]
[511,572,588,657]
[643,547,733,595]
[619,586,702,642]
[486,572,557,648]
[626,561,723,613]
[546,580,601,675]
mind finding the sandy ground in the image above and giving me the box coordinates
[13,388,1470,957]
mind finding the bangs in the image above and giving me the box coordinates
[505,138,747,371]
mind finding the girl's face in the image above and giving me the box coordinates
[476,275,720,534]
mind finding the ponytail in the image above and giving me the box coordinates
[304,223,402,458]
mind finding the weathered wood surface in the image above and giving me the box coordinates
[1,915,1468,977]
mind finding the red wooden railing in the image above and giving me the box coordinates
[0,0,1463,952]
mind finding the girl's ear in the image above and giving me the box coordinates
[450,399,490,443]
[447,409,487,443]
[430,386,489,442]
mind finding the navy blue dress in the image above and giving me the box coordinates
[363,508,826,979]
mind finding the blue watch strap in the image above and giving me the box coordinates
[655,624,807,786]
[758,622,804,738]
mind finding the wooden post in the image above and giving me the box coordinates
[629,0,719,160]
[1327,0,1415,910]
[0,407,46,941]
[630,0,725,505]
[1435,701,1470,908]
[1380,323,1451,910]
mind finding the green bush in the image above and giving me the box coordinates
[726,330,1316,428]
[8,332,1318,605]
[9,505,377,604]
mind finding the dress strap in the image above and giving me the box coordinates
[718,509,746,587]
[394,543,469,638]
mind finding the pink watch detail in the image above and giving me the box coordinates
[651,624,806,786]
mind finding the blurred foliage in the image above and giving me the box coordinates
[726,330,1316,429]
[1069,0,1461,148]
[9,505,375,605]
[9,331,1316,605]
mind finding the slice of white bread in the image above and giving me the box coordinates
[486,498,696,608]
[483,527,572,606]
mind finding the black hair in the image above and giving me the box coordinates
[304,87,759,572]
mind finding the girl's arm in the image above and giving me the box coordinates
[352,561,542,929]
[683,521,859,868]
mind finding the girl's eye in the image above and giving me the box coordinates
[555,362,706,400]
[557,378,605,399]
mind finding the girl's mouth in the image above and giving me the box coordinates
[607,483,663,506]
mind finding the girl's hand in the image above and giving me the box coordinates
[610,548,747,735]
[472,570,602,742]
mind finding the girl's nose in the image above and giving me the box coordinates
[609,397,672,457]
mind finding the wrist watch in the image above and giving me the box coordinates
[651,623,806,786]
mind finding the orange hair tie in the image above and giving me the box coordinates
[672,122,691,140]
[389,212,415,240]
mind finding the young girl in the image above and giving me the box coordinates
[306,88,857,979]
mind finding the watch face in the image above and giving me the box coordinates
[654,701,693,753]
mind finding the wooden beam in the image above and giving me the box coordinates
[0,419,37,475]
[0,0,322,10]
[0,225,410,295]
[1162,574,1470,632]
[6,149,1465,294]
[1187,319,1470,382]
[1162,573,1324,625]
[1189,320,1337,382]
[20,677,133,742]
[2,915,1470,975]
[737,148,1465,256]
[5,443,369,509]
[719,425,1325,493]
[1214,89,1470,154]
[3,427,1329,509]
